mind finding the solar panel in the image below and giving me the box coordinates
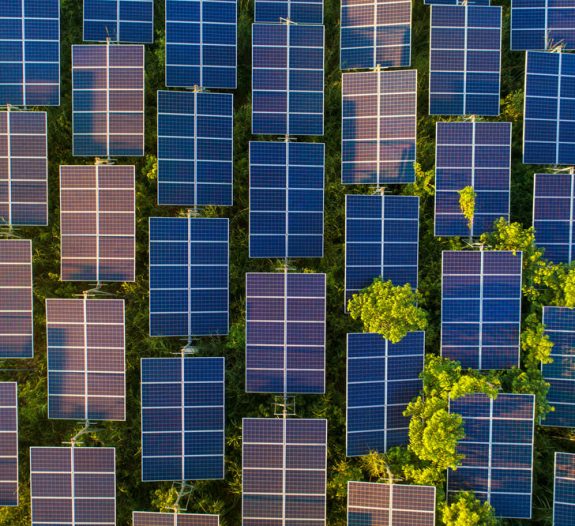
[347,481,436,526]
[429,5,502,116]
[252,23,324,136]
[345,194,419,308]
[255,0,323,24]
[435,121,511,238]
[46,298,125,421]
[342,70,417,184]
[72,44,144,157]
[60,165,135,282]
[133,512,220,525]
[0,0,60,106]
[346,332,424,457]
[245,272,325,394]
[157,90,233,207]
[447,393,535,519]
[341,0,412,70]
[0,382,18,507]
[242,418,327,525]
[84,0,154,43]
[149,217,229,338]
[441,250,522,370]
[523,51,575,166]
[249,141,324,258]
[0,239,32,359]
[165,0,237,89]
[554,452,575,526]
[425,0,490,4]
[141,357,225,482]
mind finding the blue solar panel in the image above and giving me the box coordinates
[429,5,502,116]
[346,332,424,457]
[441,250,522,370]
[255,0,323,23]
[84,0,154,43]
[165,0,237,89]
[523,51,575,166]
[341,0,411,70]
[133,512,220,525]
[252,23,324,136]
[157,90,233,207]
[0,382,18,507]
[0,0,60,106]
[249,141,324,258]
[149,217,229,338]
[342,70,417,184]
[554,452,575,526]
[141,357,225,482]
[425,0,490,4]
[345,194,419,308]
[245,272,325,394]
[435,121,511,238]
[448,393,535,519]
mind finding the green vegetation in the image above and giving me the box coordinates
[458,186,476,234]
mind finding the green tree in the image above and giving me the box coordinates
[458,186,476,234]
[442,492,500,526]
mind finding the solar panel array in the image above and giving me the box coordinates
[435,121,511,238]
[249,141,324,259]
[242,418,327,525]
[448,393,535,519]
[523,51,575,166]
[46,298,125,421]
[0,0,60,106]
[149,217,229,338]
[555,452,575,526]
[429,5,502,116]
[84,0,154,43]
[141,357,225,482]
[60,165,136,283]
[157,90,234,207]
[133,512,220,525]
[72,44,145,157]
[347,332,424,457]
[255,0,323,24]
[342,70,417,185]
[0,382,18,507]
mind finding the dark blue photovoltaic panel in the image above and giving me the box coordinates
[243,418,327,525]
[0,0,60,106]
[441,250,522,370]
[425,0,490,4]
[141,357,225,482]
[249,142,324,258]
[252,23,324,136]
[554,452,575,526]
[157,90,233,207]
[435,121,511,237]
[245,273,325,395]
[149,217,229,338]
[342,70,417,184]
[448,393,534,519]
[133,512,220,525]
[0,382,18,507]
[341,0,411,70]
[429,5,502,116]
[524,51,575,166]
[345,194,419,308]
[84,0,154,43]
[255,0,323,23]
[165,0,237,89]
[346,332,424,457]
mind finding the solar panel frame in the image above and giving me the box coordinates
[0,382,18,507]
[425,0,491,5]
[133,512,220,525]
[554,452,575,526]
[255,0,323,24]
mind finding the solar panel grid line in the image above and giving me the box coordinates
[0,382,18,507]
[554,452,575,526]
[255,0,324,24]
[133,511,220,525]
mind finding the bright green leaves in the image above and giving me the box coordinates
[442,492,500,526]
[458,186,476,233]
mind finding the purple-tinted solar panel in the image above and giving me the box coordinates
[554,452,575,526]
[0,382,18,506]
[60,165,135,282]
[46,298,125,421]
[133,512,220,525]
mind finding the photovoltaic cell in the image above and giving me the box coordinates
[346,332,424,457]
[245,272,325,395]
[133,512,220,525]
[554,452,575,526]
[0,0,60,106]
[448,393,535,519]
[441,250,522,370]
[0,239,32,359]
[72,44,145,157]
[141,357,225,482]
[523,51,575,166]
[157,90,233,207]
[435,121,511,237]
[341,0,412,70]
[0,382,18,507]
[249,141,324,259]
[60,165,135,282]
[30,447,116,526]
[255,0,323,24]
[425,0,490,4]
[46,298,125,421]
[342,70,417,184]
[165,0,237,89]
[242,418,327,525]
[252,23,324,136]
[84,0,154,43]
[429,5,502,116]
